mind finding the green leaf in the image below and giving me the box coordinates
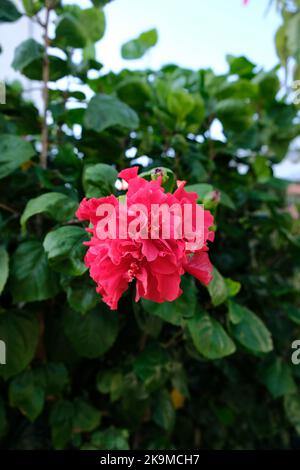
[50,400,74,450]
[54,14,87,49]
[252,156,272,183]
[134,344,169,390]
[43,226,88,276]
[12,39,44,71]
[208,267,228,307]
[284,394,300,436]
[142,299,183,326]
[0,246,9,295]
[220,190,236,210]
[97,370,123,402]
[63,306,119,359]
[230,306,273,353]
[286,305,300,325]
[226,55,255,77]
[83,427,130,450]
[92,0,113,6]
[117,77,152,109]
[0,311,39,380]
[167,89,195,121]
[0,0,22,23]
[228,300,244,325]
[121,28,158,60]
[260,358,296,399]
[83,163,118,198]
[84,94,139,132]
[0,134,35,179]
[253,71,280,101]
[10,241,59,302]
[141,276,197,325]
[22,55,69,81]
[225,278,241,298]
[73,398,101,433]
[215,98,253,131]
[9,370,45,421]
[61,275,99,315]
[36,363,69,396]
[21,192,78,232]
[54,8,105,49]
[185,183,214,202]
[22,0,43,17]
[275,25,288,67]
[187,310,236,360]
[287,12,300,63]
[80,7,106,43]
[139,167,175,193]
[152,389,175,432]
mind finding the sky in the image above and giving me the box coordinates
[84,0,282,73]
[1,0,300,180]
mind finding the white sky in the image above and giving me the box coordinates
[1,0,300,180]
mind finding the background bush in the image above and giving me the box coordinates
[0,0,300,450]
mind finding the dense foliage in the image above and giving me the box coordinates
[0,0,300,450]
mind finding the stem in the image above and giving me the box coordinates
[0,203,19,215]
[40,5,51,169]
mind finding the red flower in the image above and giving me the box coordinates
[76,167,214,310]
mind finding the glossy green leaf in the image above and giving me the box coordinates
[0,135,35,179]
[187,310,236,360]
[83,163,118,198]
[230,306,273,353]
[0,0,22,23]
[10,241,59,302]
[73,398,101,433]
[12,39,44,71]
[0,311,39,380]
[142,277,197,325]
[54,14,87,49]
[63,306,119,358]
[284,394,300,436]
[43,226,88,276]
[82,427,130,450]
[185,183,214,202]
[50,400,74,450]
[9,370,45,421]
[80,8,106,43]
[208,267,228,307]
[21,192,78,232]
[261,358,296,398]
[22,0,43,17]
[84,94,139,132]
[0,246,9,295]
[121,28,158,59]
[153,389,175,431]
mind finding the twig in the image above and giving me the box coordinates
[0,203,19,215]
[40,5,51,169]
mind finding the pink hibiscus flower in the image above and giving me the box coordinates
[76,167,214,310]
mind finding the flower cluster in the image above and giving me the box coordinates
[76,167,214,310]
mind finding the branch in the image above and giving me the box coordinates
[0,203,19,215]
[40,5,51,169]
